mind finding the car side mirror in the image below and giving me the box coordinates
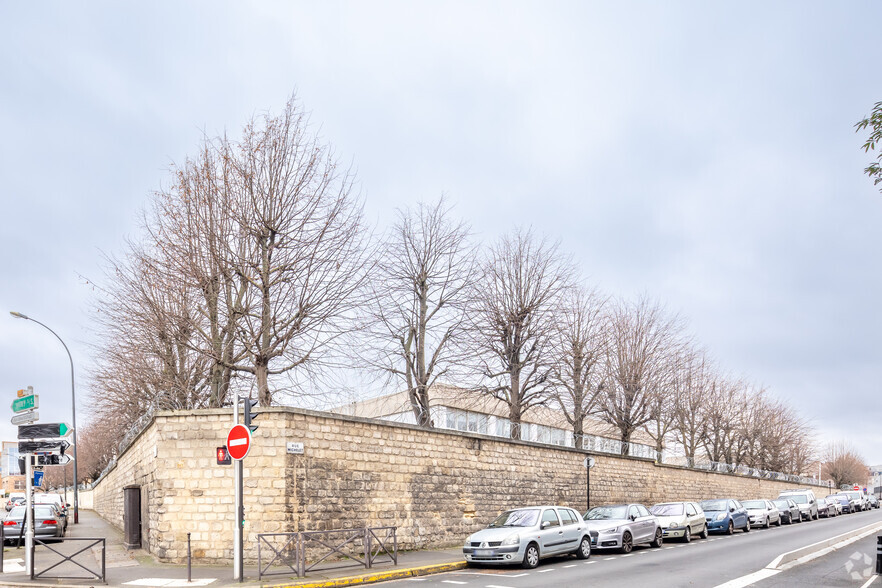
[630,514,637,521]
[729,507,735,513]
[541,521,551,529]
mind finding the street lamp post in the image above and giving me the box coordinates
[10,311,79,524]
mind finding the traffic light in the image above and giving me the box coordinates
[216,445,231,465]
[243,397,259,433]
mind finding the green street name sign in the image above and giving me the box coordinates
[12,394,38,413]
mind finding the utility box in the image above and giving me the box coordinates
[123,485,141,550]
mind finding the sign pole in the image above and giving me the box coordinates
[25,455,34,577]
[233,398,243,582]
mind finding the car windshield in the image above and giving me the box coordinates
[585,506,628,520]
[742,500,766,509]
[700,500,728,512]
[786,495,808,504]
[650,503,684,516]
[489,509,540,528]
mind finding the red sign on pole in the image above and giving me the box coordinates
[226,424,252,460]
[854,484,860,491]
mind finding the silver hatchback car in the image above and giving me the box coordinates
[463,506,592,568]
[583,503,663,553]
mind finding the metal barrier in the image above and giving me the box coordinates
[257,526,397,580]
[32,537,105,582]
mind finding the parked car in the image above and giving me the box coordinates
[843,491,866,512]
[5,495,25,512]
[700,499,750,534]
[827,494,852,514]
[583,503,663,553]
[34,501,68,533]
[868,495,879,509]
[34,493,68,516]
[816,497,836,518]
[772,498,801,524]
[650,501,708,542]
[463,506,592,568]
[778,489,818,521]
[825,495,843,515]
[742,499,781,528]
[2,505,64,543]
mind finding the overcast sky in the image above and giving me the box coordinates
[2,2,881,468]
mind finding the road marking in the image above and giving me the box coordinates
[859,575,879,588]
[537,569,554,573]
[584,561,596,565]
[603,556,615,560]
[663,546,675,549]
[621,553,633,558]
[563,564,577,567]
[712,569,780,588]
[504,573,529,577]
[441,582,467,585]
[486,585,516,588]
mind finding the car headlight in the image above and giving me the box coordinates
[668,522,679,529]
[602,526,619,534]
[715,513,727,521]
[502,534,520,546]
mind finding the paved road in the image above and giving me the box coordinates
[750,531,880,588]
[389,509,882,588]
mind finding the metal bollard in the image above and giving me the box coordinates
[187,532,192,583]
[876,535,881,575]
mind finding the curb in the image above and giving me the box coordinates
[268,561,468,588]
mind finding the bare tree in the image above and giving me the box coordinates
[699,375,746,465]
[548,284,609,446]
[599,297,682,455]
[470,229,572,439]
[671,350,714,465]
[823,440,868,488]
[215,97,372,406]
[361,197,476,427]
[643,339,692,461]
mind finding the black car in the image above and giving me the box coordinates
[772,498,800,524]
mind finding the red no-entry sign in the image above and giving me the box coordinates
[226,424,252,460]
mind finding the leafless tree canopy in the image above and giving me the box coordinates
[548,285,609,445]
[600,297,682,455]
[359,198,476,427]
[87,95,371,476]
[470,229,572,439]
[823,440,868,488]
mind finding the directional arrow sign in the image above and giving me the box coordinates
[36,454,73,466]
[18,423,74,440]
[18,439,70,454]
[12,394,38,413]
[11,410,38,426]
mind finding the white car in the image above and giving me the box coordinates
[650,501,708,542]
[741,499,781,528]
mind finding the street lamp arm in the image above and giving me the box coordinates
[10,310,80,524]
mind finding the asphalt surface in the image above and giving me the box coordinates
[750,532,881,587]
[385,509,882,588]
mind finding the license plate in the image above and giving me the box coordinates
[475,549,492,556]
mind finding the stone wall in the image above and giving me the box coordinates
[91,407,822,564]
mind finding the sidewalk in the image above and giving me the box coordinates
[0,510,466,588]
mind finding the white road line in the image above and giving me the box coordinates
[504,573,529,577]
[563,564,577,568]
[711,569,781,588]
[603,556,616,560]
[584,561,596,565]
[860,575,879,588]
[537,569,554,573]
[441,582,467,585]
[621,553,633,558]
[123,581,216,587]
[486,585,516,588]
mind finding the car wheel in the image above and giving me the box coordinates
[683,527,691,543]
[522,543,540,569]
[776,516,782,527]
[576,536,591,559]
[743,520,751,533]
[727,520,734,535]
[620,531,633,554]
[699,524,708,539]
[764,517,770,529]
[650,528,663,548]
